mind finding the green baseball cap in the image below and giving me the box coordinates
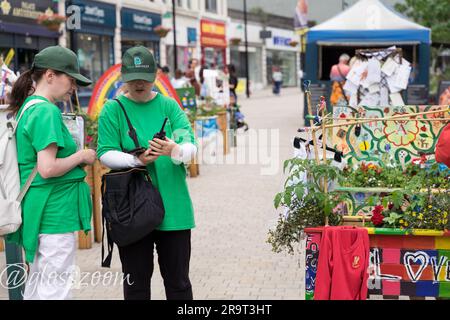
[121,46,157,83]
[32,46,92,87]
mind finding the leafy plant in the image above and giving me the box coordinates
[268,159,346,254]
[75,109,98,148]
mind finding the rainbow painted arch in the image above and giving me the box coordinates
[87,64,182,119]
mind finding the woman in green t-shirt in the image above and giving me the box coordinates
[7,46,96,300]
[97,46,197,300]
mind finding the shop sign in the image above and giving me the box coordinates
[68,0,116,28]
[200,36,226,48]
[187,27,197,46]
[0,0,57,24]
[121,8,161,33]
[259,30,272,39]
[201,21,225,37]
[201,20,226,48]
[273,36,292,47]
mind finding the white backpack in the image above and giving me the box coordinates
[0,99,42,236]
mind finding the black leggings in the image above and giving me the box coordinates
[117,229,193,300]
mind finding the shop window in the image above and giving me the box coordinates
[205,0,217,13]
[318,45,418,81]
[266,50,297,87]
[203,47,225,70]
[75,33,114,103]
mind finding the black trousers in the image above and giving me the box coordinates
[117,229,193,300]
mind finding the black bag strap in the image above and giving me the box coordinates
[114,98,140,150]
[101,175,114,268]
[101,214,114,268]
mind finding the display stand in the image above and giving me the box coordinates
[300,81,450,299]
[305,227,450,300]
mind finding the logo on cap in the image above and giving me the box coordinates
[134,56,142,66]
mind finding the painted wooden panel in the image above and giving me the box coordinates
[305,229,450,299]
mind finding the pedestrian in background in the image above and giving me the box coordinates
[162,65,170,78]
[272,66,283,95]
[329,53,351,106]
[171,69,188,89]
[7,46,96,300]
[227,64,238,101]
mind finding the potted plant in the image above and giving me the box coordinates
[229,37,242,46]
[154,25,171,38]
[37,13,66,32]
[268,159,347,254]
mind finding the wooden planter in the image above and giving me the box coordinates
[79,159,110,249]
[304,227,450,300]
[188,121,200,177]
[216,110,230,155]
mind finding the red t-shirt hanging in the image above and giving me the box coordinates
[314,226,370,300]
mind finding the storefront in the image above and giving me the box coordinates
[0,0,59,73]
[121,7,161,64]
[66,0,116,106]
[229,21,264,91]
[200,19,227,70]
[166,25,198,73]
[265,28,299,87]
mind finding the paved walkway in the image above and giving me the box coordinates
[0,87,306,300]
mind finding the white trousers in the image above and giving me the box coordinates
[23,232,76,300]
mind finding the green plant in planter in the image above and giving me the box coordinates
[268,159,347,254]
[402,190,450,230]
[75,109,98,148]
[341,162,450,190]
[196,96,225,117]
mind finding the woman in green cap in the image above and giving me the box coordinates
[97,46,197,300]
[7,45,96,300]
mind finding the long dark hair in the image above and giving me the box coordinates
[227,64,236,76]
[199,66,205,84]
[8,68,58,115]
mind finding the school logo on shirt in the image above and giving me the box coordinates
[352,255,361,269]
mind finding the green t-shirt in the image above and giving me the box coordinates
[16,96,86,186]
[97,93,196,231]
[7,95,92,263]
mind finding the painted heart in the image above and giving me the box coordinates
[403,251,430,283]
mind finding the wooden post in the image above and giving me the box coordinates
[321,109,329,226]
[189,121,199,177]
[216,110,229,155]
[316,107,450,131]
[0,238,4,252]
[79,164,94,249]
[304,83,320,164]
[92,160,104,243]
[78,231,92,250]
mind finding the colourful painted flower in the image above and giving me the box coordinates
[383,114,419,147]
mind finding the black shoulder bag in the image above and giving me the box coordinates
[101,99,165,268]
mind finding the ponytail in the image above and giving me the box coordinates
[8,68,46,115]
